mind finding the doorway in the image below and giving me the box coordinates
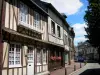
[27,46,34,75]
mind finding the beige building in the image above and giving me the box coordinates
[0,0,75,75]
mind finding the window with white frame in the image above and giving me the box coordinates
[34,11,41,29]
[43,49,47,64]
[57,26,61,37]
[20,2,28,23]
[9,43,21,67]
[51,21,55,34]
[42,16,45,30]
[37,48,41,64]
[28,47,33,61]
[64,34,68,45]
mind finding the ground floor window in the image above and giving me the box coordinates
[28,46,33,60]
[37,48,42,64]
[36,48,48,73]
[9,43,21,67]
[43,49,47,64]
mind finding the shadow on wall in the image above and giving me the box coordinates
[79,68,100,75]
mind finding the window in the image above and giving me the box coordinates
[37,49,41,64]
[64,35,68,45]
[42,16,45,30]
[43,50,47,64]
[28,47,33,60]
[20,2,28,23]
[56,51,60,57]
[9,43,21,67]
[68,38,71,47]
[57,26,61,37]
[34,11,40,29]
[51,21,55,34]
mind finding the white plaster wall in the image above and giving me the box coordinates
[48,17,64,45]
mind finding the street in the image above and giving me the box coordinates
[50,63,84,75]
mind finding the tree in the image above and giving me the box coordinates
[84,0,100,62]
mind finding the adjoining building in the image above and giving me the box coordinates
[76,41,99,62]
[0,0,75,75]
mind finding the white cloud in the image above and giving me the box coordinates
[41,0,83,15]
[72,23,87,46]
[74,37,87,45]
[72,23,87,36]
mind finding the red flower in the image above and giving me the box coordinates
[50,56,56,60]
[57,57,61,60]
[50,56,54,60]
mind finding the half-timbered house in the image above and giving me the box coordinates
[0,0,75,75]
[40,1,75,71]
[0,0,50,75]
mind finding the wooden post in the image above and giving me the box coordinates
[74,65,76,71]
[80,62,82,68]
[0,0,4,75]
[65,67,67,75]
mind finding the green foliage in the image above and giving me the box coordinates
[84,0,100,48]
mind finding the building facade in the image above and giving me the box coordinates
[77,41,99,61]
[0,0,75,75]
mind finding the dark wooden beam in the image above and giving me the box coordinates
[0,0,5,75]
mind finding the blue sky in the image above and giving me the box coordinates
[41,0,88,46]
[67,0,88,46]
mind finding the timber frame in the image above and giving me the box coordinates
[0,0,75,75]
[0,0,6,75]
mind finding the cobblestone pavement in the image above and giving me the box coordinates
[50,62,85,75]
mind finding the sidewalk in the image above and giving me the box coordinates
[50,62,84,75]
[69,63,100,75]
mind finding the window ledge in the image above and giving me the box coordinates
[43,62,47,65]
[37,63,41,65]
[18,21,43,33]
[9,65,22,68]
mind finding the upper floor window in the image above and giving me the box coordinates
[57,26,61,37]
[64,35,68,45]
[51,21,55,34]
[68,38,71,47]
[34,11,40,29]
[20,2,28,23]
[9,43,21,67]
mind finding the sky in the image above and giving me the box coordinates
[41,0,88,46]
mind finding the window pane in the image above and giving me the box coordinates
[9,43,21,66]
[20,2,28,23]
[51,21,55,34]
[43,50,46,63]
[57,26,60,37]
[34,12,40,29]
[37,49,41,64]
[28,47,33,60]
[15,44,21,65]
[9,44,15,65]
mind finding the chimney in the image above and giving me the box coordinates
[61,13,67,18]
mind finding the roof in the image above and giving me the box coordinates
[21,0,48,15]
[40,1,70,28]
